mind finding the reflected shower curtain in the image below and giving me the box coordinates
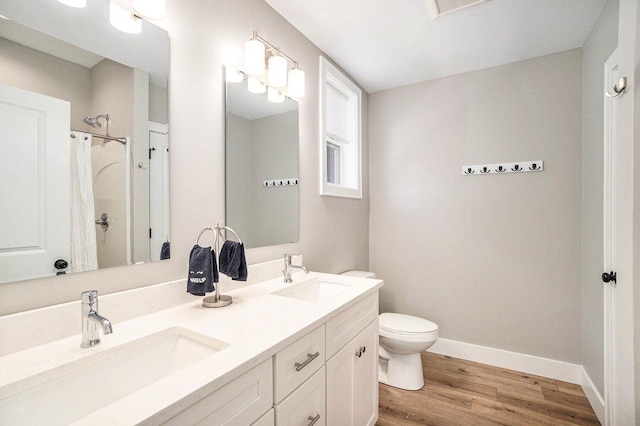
[70,131,98,272]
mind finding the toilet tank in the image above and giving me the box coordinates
[340,270,376,279]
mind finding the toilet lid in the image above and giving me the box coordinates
[379,313,438,334]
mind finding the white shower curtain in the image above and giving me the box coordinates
[70,131,98,273]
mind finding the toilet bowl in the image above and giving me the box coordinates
[339,271,439,391]
[378,313,438,390]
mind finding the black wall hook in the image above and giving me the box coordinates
[511,165,523,171]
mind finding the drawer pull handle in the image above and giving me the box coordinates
[307,414,321,426]
[295,352,320,371]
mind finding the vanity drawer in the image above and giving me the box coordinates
[275,366,326,426]
[274,324,325,403]
[252,408,274,425]
[325,293,378,359]
[162,358,273,425]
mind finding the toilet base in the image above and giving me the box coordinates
[378,351,424,391]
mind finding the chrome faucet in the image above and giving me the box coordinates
[81,290,113,348]
[283,253,309,283]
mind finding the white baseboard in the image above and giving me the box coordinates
[427,338,605,424]
[428,338,583,384]
[581,367,605,424]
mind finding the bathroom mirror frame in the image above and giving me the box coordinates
[224,69,300,248]
[0,0,170,284]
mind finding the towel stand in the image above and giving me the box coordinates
[196,223,243,308]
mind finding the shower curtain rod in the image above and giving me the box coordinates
[70,129,127,145]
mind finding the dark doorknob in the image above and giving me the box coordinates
[54,259,68,270]
[602,271,617,284]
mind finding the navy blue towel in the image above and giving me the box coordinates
[160,241,170,260]
[219,240,247,281]
[187,245,218,296]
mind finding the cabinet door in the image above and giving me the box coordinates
[353,319,378,426]
[326,319,378,426]
[275,366,326,426]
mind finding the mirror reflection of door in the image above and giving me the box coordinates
[0,84,71,283]
[149,122,170,261]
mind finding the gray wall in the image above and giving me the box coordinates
[0,0,370,314]
[581,0,619,398]
[369,50,583,363]
[0,37,90,129]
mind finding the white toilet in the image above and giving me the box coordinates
[340,271,439,391]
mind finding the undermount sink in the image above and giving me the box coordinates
[272,278,353,302]
[0,327,228,425]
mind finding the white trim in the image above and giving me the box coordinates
[428,338,583,384]
[581,367,605,424]
[319,56,362,199]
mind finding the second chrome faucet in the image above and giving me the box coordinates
[81,290,113,348]
[283,253,308,283]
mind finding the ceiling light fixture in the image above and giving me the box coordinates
[132,0,166,20]
[242,30,305,99]
[109,2,142,34]
[57,0,87,8]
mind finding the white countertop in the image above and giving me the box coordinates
[0,271,383,425]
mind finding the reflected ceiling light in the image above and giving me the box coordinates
[268,87,284,103]
[247,76,266,94]
[133,0,166,20]
[109,2,142,34]
[58,0,87,7]
[242,30,305,99]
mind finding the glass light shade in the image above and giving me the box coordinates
[268,87,285,103]
[133,0,166,19]
[244,39,265,76]
[247,76,266,94]
[267,55,288,88]
[225,66,244,83]
[288,68,305,98]
[110,2,142,34]
[58,0,87,7]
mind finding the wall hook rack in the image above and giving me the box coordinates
[462,160,544,176]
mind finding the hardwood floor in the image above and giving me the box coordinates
[376,352,600,426]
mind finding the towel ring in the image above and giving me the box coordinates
[195,226,216,245]
[214,223,243,245]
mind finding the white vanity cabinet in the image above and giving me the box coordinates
[272,292,379,426]
[326,319,379,426]
[161,358,273,425]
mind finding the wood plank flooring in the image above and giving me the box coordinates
[376,352,600,426]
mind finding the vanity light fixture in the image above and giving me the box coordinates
[225,66,244,83]
[132,0,166,20]
[57,0,87,7]
[109,1,142,34]
[242,31,305,98]
[267,51,288,88]
[244,36,266,76]
[288,66,305,98]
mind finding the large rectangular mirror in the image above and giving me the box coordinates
[225,73,299,248]
[0,0,170,284]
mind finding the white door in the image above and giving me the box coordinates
[603,48,635,425]
[0,84,70,283]
[148,121,169,261]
